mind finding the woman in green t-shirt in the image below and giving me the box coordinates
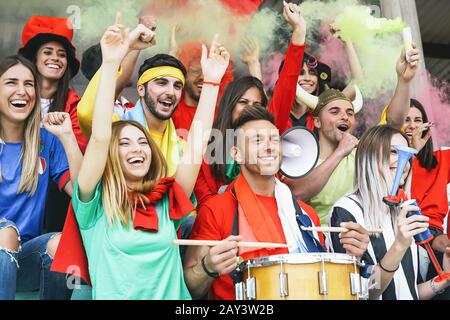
[71,14,230,300]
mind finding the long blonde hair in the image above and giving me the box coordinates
[0,55,41,195]
[102,120,167,226]
[353,125,412,230]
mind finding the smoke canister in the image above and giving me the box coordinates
[400,199,434,245]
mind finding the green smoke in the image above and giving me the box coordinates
[299,0,407,99]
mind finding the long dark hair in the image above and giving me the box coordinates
[278,52,332,96]
[209,76,268,183]
[410,99,437,171]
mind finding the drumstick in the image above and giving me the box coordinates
[173,239,292,249]
[301,226,383,234]
[283,1,295,13]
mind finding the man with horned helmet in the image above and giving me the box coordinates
[287,46,420,225]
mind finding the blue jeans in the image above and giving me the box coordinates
[0,219,72,300]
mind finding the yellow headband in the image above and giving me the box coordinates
[137,66,185,86]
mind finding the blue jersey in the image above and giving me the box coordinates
[0,129,70,242]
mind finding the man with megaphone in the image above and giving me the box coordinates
[287,45,420,227]
[183,106,370,300]
[287,86,360,226]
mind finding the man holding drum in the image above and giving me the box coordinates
[183,106,370,300]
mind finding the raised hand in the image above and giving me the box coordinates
[201,34,231,84]
[329,23,341,38]
[101,12,130,65]
[240,36,260,65]
[396,43,420,83]
[138,14,157,32]
[128,23,156,51]
[411,122,433,152]
[169,24,181,57]
[203,235,242,276]
[283,1,306,45]
[283,2,306,33]
[43,112,73,138]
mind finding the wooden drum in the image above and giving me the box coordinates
[236,253,365,300]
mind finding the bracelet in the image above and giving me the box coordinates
[201,255,219,279]
[379,261,399,273]
[430,277,445,295]
[203,81,221,87]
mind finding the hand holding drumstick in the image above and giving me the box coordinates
[302,223,374,257]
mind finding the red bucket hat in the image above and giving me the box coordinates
[18,16,80,78]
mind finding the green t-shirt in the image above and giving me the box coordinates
[72,180,192,300]
[308,149,356,225]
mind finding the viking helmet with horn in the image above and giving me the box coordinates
[296,83,364,114]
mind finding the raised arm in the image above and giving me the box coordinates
[168,24,181,58]
[267,2,306,134]
[386,45,420,129]
[342,41,364,98]
[77,21,156,137]
[328,24,364,98]
[77,13,131,202]
[115,15,157,99]
[175,35,230,196]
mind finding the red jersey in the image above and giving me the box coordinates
[66,89,88,154]
[172,99,197,132]
[412,149,450,231]
[268,42,306,135]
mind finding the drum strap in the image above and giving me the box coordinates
[228,189,243,284]
[231,188,239,237]
[228,186,327,285]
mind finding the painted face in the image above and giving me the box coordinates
[185,62,203,102]
[403,107,423,145]
[36,41,68,81]
[388,133,411,186]
[234,120,281,177]
[0,64,36,124]
[314,99,356,144]
[118,125,152,183]
[139,76,183,121]
[298,63,318,95]
[231,86,263,123]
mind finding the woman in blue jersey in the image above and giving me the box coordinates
[0,55,82,300]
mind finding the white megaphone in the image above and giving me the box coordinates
[383,145,418,207]
[279,127,320,179]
